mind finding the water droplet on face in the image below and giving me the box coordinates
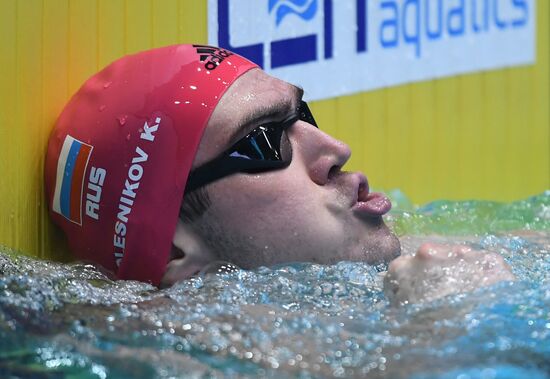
[174,101,181,105]
[99,105,106,112]
[117,115,128,126]
[126,133,131,141]
[190,85,197,90]
[103,81,112,89]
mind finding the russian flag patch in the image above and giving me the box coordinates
[52,135,93,225]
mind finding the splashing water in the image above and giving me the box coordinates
[1,192,548,378]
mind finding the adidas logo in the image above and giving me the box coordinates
[193,45,233,71]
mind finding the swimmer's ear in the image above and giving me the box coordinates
[159,219,217,288]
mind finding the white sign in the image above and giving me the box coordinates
[208,0,536,101]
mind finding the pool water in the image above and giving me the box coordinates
[1,191,548,378]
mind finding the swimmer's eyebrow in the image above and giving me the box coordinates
[226,85,304,147]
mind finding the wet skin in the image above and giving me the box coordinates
[162,69,401,285]
[162,69,516,295]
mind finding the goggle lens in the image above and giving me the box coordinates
[230,125,285,161]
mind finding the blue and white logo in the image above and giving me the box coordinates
[269,0,318,26]
[212,0,333,70]
[209,0,535,101]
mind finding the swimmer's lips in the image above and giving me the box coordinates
[351,173,392,217]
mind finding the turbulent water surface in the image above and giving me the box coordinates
[1,191,549,378]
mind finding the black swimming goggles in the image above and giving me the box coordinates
[185,100,317,194]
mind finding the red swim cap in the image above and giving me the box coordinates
[45,44,258,285]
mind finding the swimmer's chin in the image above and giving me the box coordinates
[365,230,401,265]
[386,233,402,262]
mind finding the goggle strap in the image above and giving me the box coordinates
[299,100,317,127]
[185,156,288,194]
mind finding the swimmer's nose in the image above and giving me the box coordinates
[290,122,351,185]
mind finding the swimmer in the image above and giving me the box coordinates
[44,44,514,304]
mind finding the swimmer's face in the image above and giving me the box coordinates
[164,69,400,283]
